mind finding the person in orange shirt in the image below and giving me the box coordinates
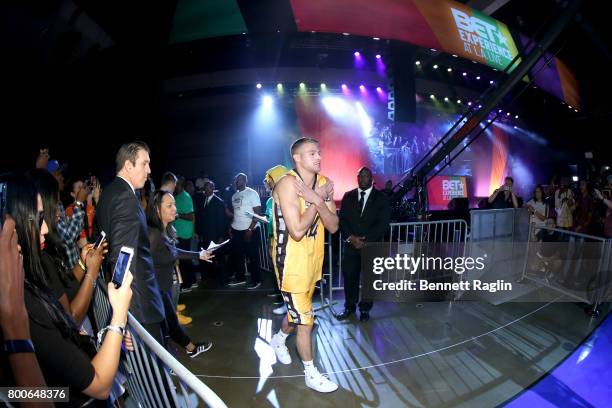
[66,176,101,249]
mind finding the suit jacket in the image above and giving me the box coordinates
[194,193,227,245]
[339,187,390,247]
[96,177,165,324]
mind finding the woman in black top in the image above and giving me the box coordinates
[146,190,214,358]
[29,168,106,326]
[5,174,133,406]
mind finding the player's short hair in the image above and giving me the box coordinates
[290,137,319,156]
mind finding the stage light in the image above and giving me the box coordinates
[359,85,365,91]
[341,84,348,90]
[430,94,435,99]
[462,72,467,76]
[321,83,327,89]
[242,32,246,35]
[574,109,578,112]
[376,87,382,92]
[444,97,449,102]
[299,82,305,89]
[447,68,452,72]
[322,96,349,116]
[487,119,492,123]
[515,115,519,119]
[514,126,518,129]
[355,102,373,137]
[572,176,579,182]
[507,112,511,116]
[311,31,316,33]
[373,37,380,40]
[568,105,573,109]
[415,61,421,66]
[354,51,360,57]
[452,54,458,58]
[478,104,483,109]
[277,83,283,89]
[262,95,273,107]
[430,48,437,52]
[490,80,494,84]
[342,32,350,36]
[604,166,610,171]
[376,54,381,59]
[457,100,461,104]
[256,83,262,89]
[498,109,503,113]
[476,76,481,80]
[467,102,472,106]
[433,64,438,69]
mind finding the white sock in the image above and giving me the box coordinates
[276,329,289,342]
[303,360,315,372]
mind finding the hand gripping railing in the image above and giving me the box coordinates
[92,276,228,408]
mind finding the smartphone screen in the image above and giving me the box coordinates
[112,249,131,288]
[94,231,106,249]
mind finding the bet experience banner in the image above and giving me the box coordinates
[291,0,520,71]
[427,175,468,210]
[413,0,519,71]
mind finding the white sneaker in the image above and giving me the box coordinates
[270,333,292,365]
[304,367,338,393]
[272,305,287,315]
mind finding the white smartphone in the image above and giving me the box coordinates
[112,246,134,289]
[94,231,106,250]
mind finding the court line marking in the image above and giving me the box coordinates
[194,300,558,379]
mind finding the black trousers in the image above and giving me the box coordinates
[141,322,165,346]
[342,246,373,312]
[231,228,261,284]
[178,237,195,288]
[160,290,191,348]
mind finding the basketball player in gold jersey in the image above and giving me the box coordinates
[269,137,339,392]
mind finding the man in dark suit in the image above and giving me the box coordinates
[195,179,227,248]
[97,141,166,343]
[337,167,390,322]
[194,179,229,283]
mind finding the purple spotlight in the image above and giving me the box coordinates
[376,87,382,92]
[476,76,481,80]
[375,54,381,59]
[354,51,360,57]
[341,84,347,90]
[462,72,467,77]
[490,80,494,85]
[359,85,365,91]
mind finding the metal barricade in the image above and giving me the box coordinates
[257,225,272,272]
[520,227,612,310]
[93,277,227,408]
[320,219,469,315]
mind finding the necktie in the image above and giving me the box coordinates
[359,191,366,215]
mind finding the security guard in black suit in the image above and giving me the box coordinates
[337,167,390,322]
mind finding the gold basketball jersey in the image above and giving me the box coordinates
[272,170,327,293]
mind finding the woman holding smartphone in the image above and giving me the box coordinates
[146,190,214,358]
[5,173,133,406]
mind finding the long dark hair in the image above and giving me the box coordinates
[28,169,75,287]
[6,174,79,342]
[533,184,545,203]
[146,190,177,243]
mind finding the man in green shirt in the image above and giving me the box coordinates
[175,177,196,291]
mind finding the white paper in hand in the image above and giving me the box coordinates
[245,210,268,224]
[207,239,230,252]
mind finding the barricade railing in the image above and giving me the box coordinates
[92,276,228,408]
[520,227,612,311]
[320,219,469,315]
[257,225,272,272]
